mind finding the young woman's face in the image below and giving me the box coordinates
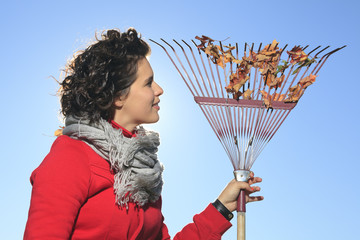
[113,58,163,131]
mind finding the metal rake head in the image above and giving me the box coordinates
[150,37,345,170]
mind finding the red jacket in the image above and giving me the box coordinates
[24,133,232,239]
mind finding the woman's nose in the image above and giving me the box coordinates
[153,82,164,96]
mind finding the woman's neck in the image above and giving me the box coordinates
[110,120,136,138]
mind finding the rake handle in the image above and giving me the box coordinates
[237,190,246,240]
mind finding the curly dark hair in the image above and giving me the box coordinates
[58,28,151,123]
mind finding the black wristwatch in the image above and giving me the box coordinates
[212,199,234,221]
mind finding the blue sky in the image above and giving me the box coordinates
[1,0,359,239]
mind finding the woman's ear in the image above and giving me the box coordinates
[113,97,125,108]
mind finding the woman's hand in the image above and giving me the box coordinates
[217,172,263,212]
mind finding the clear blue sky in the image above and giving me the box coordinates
[1,0,359,239]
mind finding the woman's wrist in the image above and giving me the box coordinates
[212,199,234,221]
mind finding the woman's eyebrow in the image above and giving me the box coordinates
[146,75,154,83]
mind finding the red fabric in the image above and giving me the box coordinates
[24,135,231,239]
[110,120,136,138]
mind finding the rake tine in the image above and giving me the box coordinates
[314,45,330,58]
[160,38,175,51]
[173,39,207,97]
[182,40,213,97]
[322,45,347,58]
[313,45,346,75]
[310,46,335,75]
[191,39,200,49]
[280,44,288,55]
[307,45,321,56]
[162,38,201,96]
[236,42,239,61]
[150,39,197,97]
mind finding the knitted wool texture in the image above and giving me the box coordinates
[62,115,163,207]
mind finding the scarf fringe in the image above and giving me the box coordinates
[62,116,163,208]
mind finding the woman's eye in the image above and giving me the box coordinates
[147,81,153,86]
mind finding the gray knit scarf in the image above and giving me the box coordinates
[62,115,163,208]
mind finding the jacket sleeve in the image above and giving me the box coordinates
[158,203,232,240]
[24,136,91,240]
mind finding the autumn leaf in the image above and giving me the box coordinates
[233,91,243,100]
[195,35,214,48]
[233,83,243,92]
[289,85,301,93]
[204,44,220,59]
[224,52,236,63]
[298,74,316,88]
[268,39,279,51]
[272,93,286,101]
[225,84,234,93]
[284,95,301,103]
[292,57,317,75]
[302,57,316,67]
[223,45,236,52]
[243,89,254,100]
[267,75,285,89]
[275,60,289,75]
[242,51,257,66]
[194,35,319,106]
[216,56,226,68]
[227,71,249,91]
[260,90,272,109]
[284,85,302,103]
[256,54,271,62]
[233,59,243,64]
[287,46,308,65]
[54,126,65,137]
[260,90,269,98]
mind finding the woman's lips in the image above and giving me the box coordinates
[152,103,160,110]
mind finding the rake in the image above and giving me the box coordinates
[150,36,345,240]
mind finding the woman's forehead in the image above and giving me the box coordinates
[137,58,153,78]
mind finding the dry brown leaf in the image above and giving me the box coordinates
[195,35,214,48]
[204,44,220,59]
[284,85,302,103]
[298,74,316,88]
[195,35,317,105]
[243,89,254,100]
[233,91,243,100]
[257,54,271,62]
[260,90,272,109]
[223,45,236,52]
[287,46,308,64]
[216,56,226,68]
[233,59,243,64]
[233,83,243,92]
[267,75,285,89]
[272,93,286,101]
[54,127,64,137]
[268,39,279,51]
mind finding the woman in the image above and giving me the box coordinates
[24,28,263,239]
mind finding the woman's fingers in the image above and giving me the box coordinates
[247,195,264,203]
[234,172,263,204]
[246,184,263,203]
[248,176,262,185]
[235,181,252,192]
[250,186,261,192]
[244,186,260,195]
